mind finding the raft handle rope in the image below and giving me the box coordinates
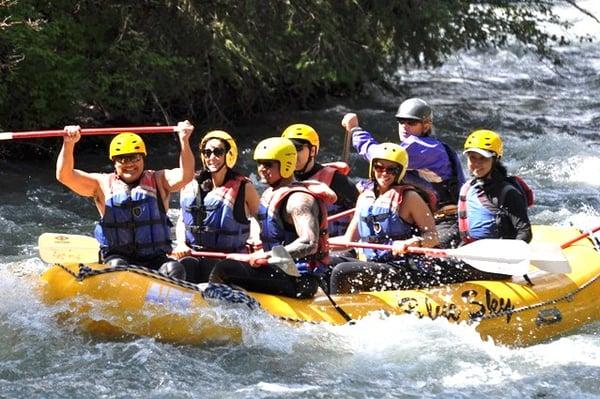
[53,262,258,309]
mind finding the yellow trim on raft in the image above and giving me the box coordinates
[39,225,600,347]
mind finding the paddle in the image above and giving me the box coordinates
[329,239,571,275]
[327,208,355,223]
[561,224,600,249]
[38,233,100,264]
[0,126,176,140]
[190,247,300,277]
[39,233,300,277]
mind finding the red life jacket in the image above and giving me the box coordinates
[258,180,336,269]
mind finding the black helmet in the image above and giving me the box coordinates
[395,98,432,123]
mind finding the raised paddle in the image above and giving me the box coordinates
[0,126,177,140]
[329,239,571,275]
[38,233,300,277]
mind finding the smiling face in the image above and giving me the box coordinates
[372,159,402,191]
[201,138,227,173]
[113,153,145,183]
[256,160,282,186]
[466,151,494,178]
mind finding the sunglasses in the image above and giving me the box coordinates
[257,160,276,168]
[373,164,402,175]
[294,143,306,151]
[114,154,143,164]
[396,118,421,126]
[202,147,226,158]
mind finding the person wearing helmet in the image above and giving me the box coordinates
[281,123,359,237]
[208,137,337,298]
[56,121,195,279]
[341,98,465,249]
[458,130,532,243]
[171,130,260,283]
[329,143,503,294]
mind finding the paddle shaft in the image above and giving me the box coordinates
[0,126,176,140]
[561,225,600,249]
[327,208,355,223]
[189,250,268,265]
[330,241,443,257]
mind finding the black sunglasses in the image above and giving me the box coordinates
[373,164,402,175]
[202,147,226,158]
[114,154,143,164]
[257,160,275,168]
[396,118,421,126]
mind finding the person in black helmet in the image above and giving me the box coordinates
[341,98,465,248]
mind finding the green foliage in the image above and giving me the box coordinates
[0,0,583,134]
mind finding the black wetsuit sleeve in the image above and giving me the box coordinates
[330,172,359,209]
[233,180,250,224]
[500,187,532,243]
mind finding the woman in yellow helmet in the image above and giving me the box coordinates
[329,143,440,294]
[458,129,532,244]
[56,121,195,279]
[172,130,260,283]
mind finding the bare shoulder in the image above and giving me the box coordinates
[286,191,318,216]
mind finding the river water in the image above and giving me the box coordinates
[1,3,600,399]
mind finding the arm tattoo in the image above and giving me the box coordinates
[284,192,320,259]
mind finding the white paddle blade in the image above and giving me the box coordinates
[269,246,300,277]
[38,233,99,264]
[529,243,571,273]
[447,239,532,275]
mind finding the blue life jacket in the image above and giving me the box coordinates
[180,173,250,252]
[458,179,499,242]
[95,171,172,259]
[357,185,418,262]
[458,176,532,243]
[258,182,334,274]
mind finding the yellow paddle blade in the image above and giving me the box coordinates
[38,233,100,264]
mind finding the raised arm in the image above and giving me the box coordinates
[56,125,101,198]
[341,112,379,161]
[161,120,195,193]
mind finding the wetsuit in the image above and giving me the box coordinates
[295,162,358,237]
[458,168,532,243]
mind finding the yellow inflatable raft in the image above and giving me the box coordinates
[39,225,600,347]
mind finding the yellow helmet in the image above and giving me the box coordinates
[369,142,409,183]
[463,129,503,158]
[200,130,238,168]
[109,132,146,160]
[281,123,320,150]
[253,137,297,179]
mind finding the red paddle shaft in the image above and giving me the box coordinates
[0,126,177,140]
[561,225,600,249]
